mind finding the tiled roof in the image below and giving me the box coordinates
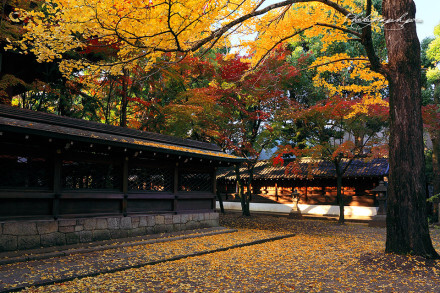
[0,105,244,162]
[217,158,389,180]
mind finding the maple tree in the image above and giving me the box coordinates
[274,96,389,223]
[165,50,297,215]
[150,52,221,138]
[8,0,437,257]
[270,30,389,223]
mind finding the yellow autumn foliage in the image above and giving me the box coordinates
[310,53,388,97]
[345,92,389,118]
[10,0,389,110]
[14,1,379,70]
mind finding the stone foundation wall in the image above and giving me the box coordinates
[0,212,219,252]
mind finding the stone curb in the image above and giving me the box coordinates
[1,233,295,293]
[0,227,236,266]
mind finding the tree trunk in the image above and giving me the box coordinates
[235,164,250,216]
[336,174,344,224]
[216,190,225,214]
[244,165,255,217]
[120,69,128,127]
[243,189,251,216]
[334,160,345,224]
[382,0,439,258]
[240,183,248,216]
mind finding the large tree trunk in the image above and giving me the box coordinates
[382,0,439,258]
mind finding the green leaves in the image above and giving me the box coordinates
[427,25,440,63]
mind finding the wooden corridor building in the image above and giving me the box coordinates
[217,158,389,207]
[0,105,243,251]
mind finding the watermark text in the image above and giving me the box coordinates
[345,13,423,30]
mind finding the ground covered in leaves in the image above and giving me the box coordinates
[17,214,440,292]
[0,229,289,291]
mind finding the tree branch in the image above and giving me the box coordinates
[304,57,369,71]
[360,0,387,76]
[315,22,362,38]
[253,26,313,69]
[189,0,353,53]
[166,2,182,51]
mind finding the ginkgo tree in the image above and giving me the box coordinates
[12,0,438,257]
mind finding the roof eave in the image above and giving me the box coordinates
[0,122,244,163]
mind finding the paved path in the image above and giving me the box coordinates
[0,227,293,292]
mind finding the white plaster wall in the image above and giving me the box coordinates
[216,202,378,218]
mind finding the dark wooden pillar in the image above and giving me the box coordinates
[291,186,295,203]
[173,163,179,213]
[122,156,128,216]
[225,182,229,200]
[213,168,220,212]
[305,185,308,203]
[212,168,217,194]
[52,150,62,219]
